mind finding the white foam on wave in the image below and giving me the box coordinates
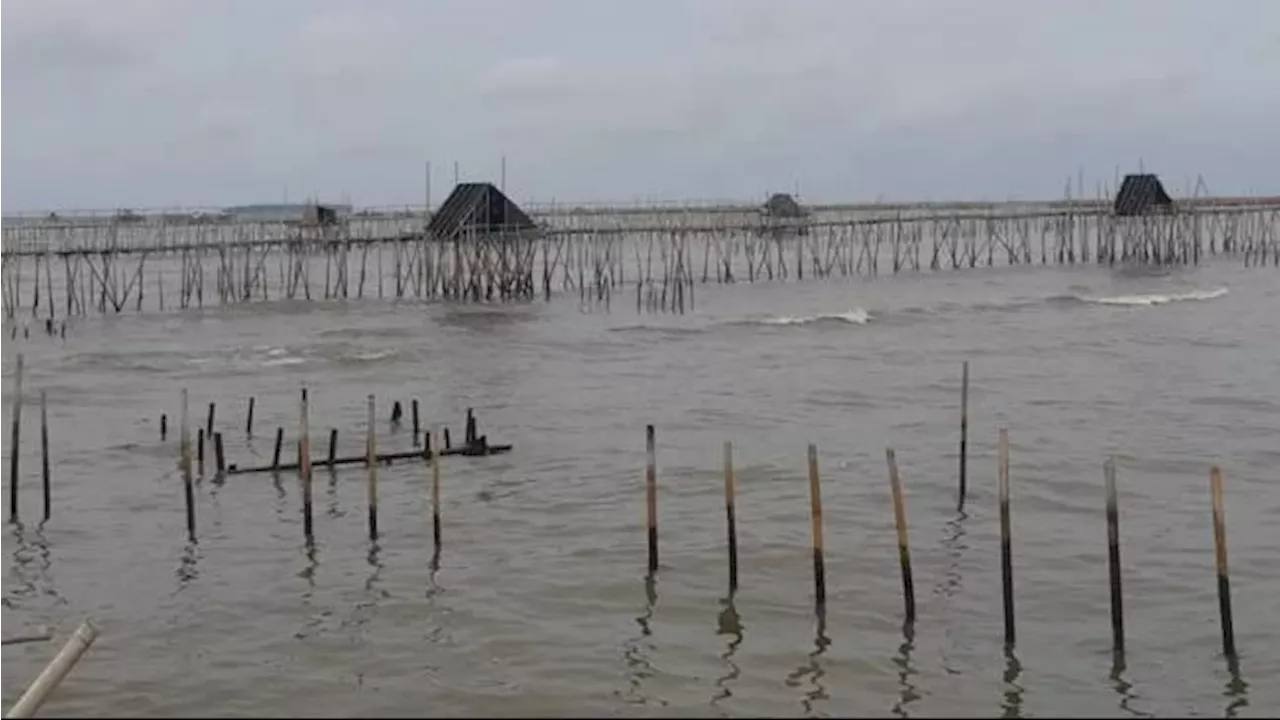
[1082,287,1228,307]
[351,350,395,361]
[261,356,306,367]
[757,308,872,326]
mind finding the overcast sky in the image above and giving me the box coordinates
[3,0,1278,211]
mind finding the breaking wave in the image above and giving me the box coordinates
[1077,287,1228,307]
[747,308,872,326]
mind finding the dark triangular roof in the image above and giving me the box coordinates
[1113,174,1173,216]
[428,183,537,238]
[763,193,805,218]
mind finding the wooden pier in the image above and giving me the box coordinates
[3,189,1278,320]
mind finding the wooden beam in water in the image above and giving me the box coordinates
[224,441,512,476]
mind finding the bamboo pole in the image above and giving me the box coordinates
[180,390,195,541]
[886,448,915,624]
[300,388,312,540]
[958,360,969,512]
[1210,466,1236,658]
[40,390,50,523]
[998,427,1014,647]
[8,353,23,521]
[807,443,826,608]
[213,433,225,475]
[723,440,739,594]
[3,619,99,719]
[367,394,378,540]
[245,396,255,437]
[430,428,441,554]
[645,424,658,574]
[1103,458,1124,654]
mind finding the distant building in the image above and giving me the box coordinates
[224,203,353,223]
[1113,174,1174,216]
[759,192,809,237]
[762,193,806,219]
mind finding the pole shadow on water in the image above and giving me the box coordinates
[784,606,831,717]
[620,574,662,708]
[7,522,65,609]
[710,596,743,709]
[891,622,921,718]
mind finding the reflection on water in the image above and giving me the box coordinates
[1109,651,1152,718]
[620,574,662,707]
[1224,656,1249,718]
[6,523,65,610]
[175,541,200,588]
[1001,647,1024,719]
[785,607,831,717]
[938,511,969,676]
[891,622,921,718]
[711,597,743,708]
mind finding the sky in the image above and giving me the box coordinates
[2,0,1279,211]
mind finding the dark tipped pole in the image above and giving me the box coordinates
[367,394,378,540]
[206,402,215,438]
[723,440,739,594]
[431,428,442,552]
[443,427,451,450]
[958,360,969,512]
[998,427,1015,648]
[645,424,658,574]
[466,408,476,445]
[213,432,225,475]
[181,389,196,542]
[40,390,50,523]
[807,443,827,608]
[160,413,167,441]
[327,428,338,467]
[271,427,283,470]
[9,353,24,522]
[1210,467,1236,659]
[411,399,420,446]
[887,448,915,624]
[197,428,205,476]
[300,388,312,541]
[1104,458,1124,655]
[390,400,403,427]
[245,397,255,437]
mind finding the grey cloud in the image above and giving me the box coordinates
[2,0,1277,210]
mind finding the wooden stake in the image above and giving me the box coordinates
[430,428,441,553]
[645,424,658,574]
[205,401,215,438]
[998,427,1014,647]
[958,360,969,512]
[807,443,826,608]
[411,399,420,445]
[271,427,283,470]
[160,413,167,441]
[300,388,312,540]
[886,448,915,624]
[40,390,50,523]
[723,440,739,594]
[197,428,205,476]
[327,428,338,467]
[8,353,23,521]
[245,396,255,437]
[367,394,378,540]
[213,432,225,475]
[1104,457,1124,654]
[1210,466,1236,658]
[180,389,195,541]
